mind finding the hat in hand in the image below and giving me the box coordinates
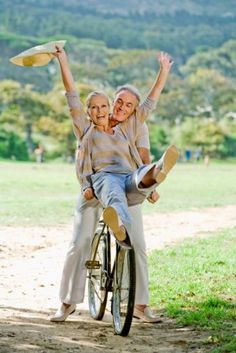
[9,40,66,67]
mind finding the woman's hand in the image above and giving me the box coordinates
[53,45,68,63]
[83,187,95,200]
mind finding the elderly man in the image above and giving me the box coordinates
[50,48,173,323]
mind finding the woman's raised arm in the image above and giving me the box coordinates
[54,46,76,92]
[54,47,90,139]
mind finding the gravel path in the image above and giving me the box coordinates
[1,204,236,353]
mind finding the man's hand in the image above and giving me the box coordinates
[157,51,174,72]
[146,51,173,101]
[147,190,160,204]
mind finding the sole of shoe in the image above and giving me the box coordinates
[103,206,126,242]
[116,238,132,250]
[155,145,179,184]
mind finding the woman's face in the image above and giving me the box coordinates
[88,95,110,127]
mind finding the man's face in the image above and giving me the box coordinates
[112,90,139,122]
[88,95,110,126]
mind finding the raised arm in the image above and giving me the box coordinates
[136,52,173,123]
[54,47,90,139]
[54,46,76,92]
[147,51,173,101]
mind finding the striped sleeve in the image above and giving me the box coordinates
[136,96,157,122]
[135,122,150,149]
[65,91,90,139]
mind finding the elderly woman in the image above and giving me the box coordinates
[51,48,177,323]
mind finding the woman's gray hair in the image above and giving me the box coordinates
[115,84,141,103]
[85,91,110,109]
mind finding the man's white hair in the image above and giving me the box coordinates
[115,84,141,103]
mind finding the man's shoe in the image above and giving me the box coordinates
[103,206,126,242]
[50,304,76,322]
[133,306,162,323]
[116,236,132,250]
[155,145,179,185]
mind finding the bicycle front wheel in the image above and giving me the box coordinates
[112,247,136,336]
[87,232,108,320]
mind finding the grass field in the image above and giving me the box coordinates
[0,160,236,226]
[149,228,236,352]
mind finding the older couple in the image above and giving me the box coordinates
[50,48,178,323]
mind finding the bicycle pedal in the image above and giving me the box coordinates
[85,260,101,269]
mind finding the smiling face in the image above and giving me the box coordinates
[87,94,110,127]
[112,89,139,122]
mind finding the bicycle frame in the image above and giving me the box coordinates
[86,219,136,336]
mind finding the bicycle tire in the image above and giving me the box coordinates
[112,247,136,336]
[87,231,108,320]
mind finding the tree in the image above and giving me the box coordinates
[173,117,228,157]
[0,128,28,160]
[147,122,168,160]
[0,80,52,154]
[181,40,236,80]
[13,88,52,153]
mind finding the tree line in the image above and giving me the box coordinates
[1,40,236,162]
[0,0,236,161]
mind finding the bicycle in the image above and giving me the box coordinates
[86,219,136,336]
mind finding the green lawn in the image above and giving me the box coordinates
[0,161,79,226]
[149,228,236,352]
[142,161,236,214]
[0,160,236,226]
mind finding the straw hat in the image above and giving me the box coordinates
[9,40,66,67]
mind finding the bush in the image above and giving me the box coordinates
[0,130,29,160]
[172,117,236,158]
[148,123,168,160]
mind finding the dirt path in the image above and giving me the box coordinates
[1,205,236,353]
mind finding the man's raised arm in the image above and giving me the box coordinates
[147,51,173,102]
[136,52,173,123]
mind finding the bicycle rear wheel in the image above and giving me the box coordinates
[87,230,108,320]
[112,247,136,336]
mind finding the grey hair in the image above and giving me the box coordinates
[115,84,141,103]
[85,91,110,109]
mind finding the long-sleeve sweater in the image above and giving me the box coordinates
[65,91,156,191]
